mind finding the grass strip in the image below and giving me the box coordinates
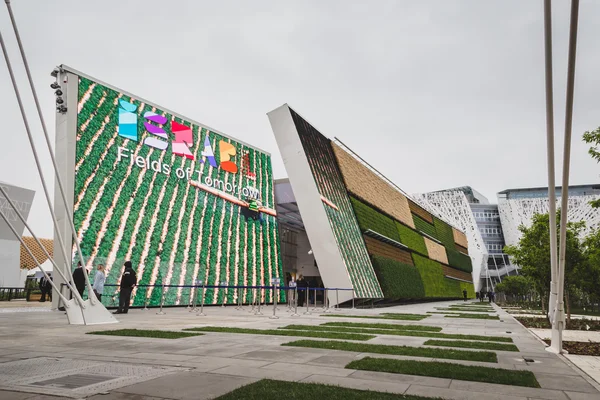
[321,322,442,332]
[346,358,539,388]
[424,339,518,352]
[320,314,429,321]
[436,308,495,313]
[282,324,513,343]
[87,329,203,339]
[445,314,500,320]
[183,327,374,341]
[283,340,497,363]
[215,379,443,400]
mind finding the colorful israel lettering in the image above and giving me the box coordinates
[117,100,254,176]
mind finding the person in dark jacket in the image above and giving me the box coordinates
[462,289,468,302]
[72,261,86,299]
[39,274,52,302]
[115,261,137,314]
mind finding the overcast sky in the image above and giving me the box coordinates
[0,0,599,239]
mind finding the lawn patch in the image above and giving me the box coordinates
[445,314,500,320]
[516,317,600,331]
[283,340,497,363]
[283,324,513,343]
[436,308,495,313]
[424,339,519,352]
[183,327,374,341]
[321,322,442,332]
[215,379,443,400]
[87,329,203,339]
[346,358,539,388]
[321,314,429,321]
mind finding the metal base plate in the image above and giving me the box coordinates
[0,357,182,398]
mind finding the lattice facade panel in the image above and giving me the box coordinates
[498,195,600,247]
[20,237,53,270]
[413,191,486,291]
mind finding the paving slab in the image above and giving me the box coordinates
[350,370,451,388]
[450,379,569,400]
[564,392,600,400]
[209,364,312,382]
[535,373,599,393]
[114,371,257,400]
[405,384,529,400]
[262,361,353,377]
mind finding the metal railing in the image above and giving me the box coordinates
[60,283,356,318]
[0,287,29,301]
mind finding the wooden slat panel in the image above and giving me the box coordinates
[332,143,415,228]
[364,236,414,265]
[409,199,434,223]
[453,227,469,248]
[455,244,469,255]
[424,237,449,264]
[442,264,472,282]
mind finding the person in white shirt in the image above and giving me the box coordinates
[92,264,106,302]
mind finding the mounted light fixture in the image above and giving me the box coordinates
[50,82,60,89]
[54,89,62,96]
[56,97,64,104]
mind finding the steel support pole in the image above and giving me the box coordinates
[549,0,579,355]
[543,0,559,325]
[197,283,206,316]
[270,284,279,319]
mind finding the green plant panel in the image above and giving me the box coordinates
[433,217,455,248]
[460,282,475,298]
[412,254,461,298]
[412,214,438,240]
[396,222,428,255]
[371,256,425,299]
[446,247,473,273]
[350,197,400,242]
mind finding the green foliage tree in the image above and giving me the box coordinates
[578,229,600,310]
[495,275,532,299]
[583,126,600,208]
[504,210,585,318]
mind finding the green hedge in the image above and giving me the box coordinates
[446,248,473,273]
[412,254,461,298]
[396,222,428,255]
[371,255,425,299]
[350,197,400,242]
[433,217,455,248]
[413,214,438,240]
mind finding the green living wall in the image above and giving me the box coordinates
[433,217,455,248]
[412,254,462,298]
[350,196,401,241]
[446,248,473,273]
[371,255,425,299]
[412,214,438,240]
[396,222,428,255]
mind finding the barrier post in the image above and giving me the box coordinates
[221,281,228,308]
[314,288,318,312]
[270,283,279,319]
[143,288,149,311]
[190,282,198,312]
[323,288,331,313]
[156,283,166,315]
[351,290,355,309]
[236,286,243,311]
[291,286,299,317]
[335,288,340,311]
[197,281,206,316]
[250,288,256,313]
[256,286,263,315]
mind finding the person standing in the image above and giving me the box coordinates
[479,290,485,303]
[114,261,137,314]
[72,261,86,299]
[92,264,106,302]
[462,289,467,302]
[39,274,52,302]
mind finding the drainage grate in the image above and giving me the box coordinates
[30,374,115,389]
[0,357,182,398]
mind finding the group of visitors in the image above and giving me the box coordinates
[476,289,495,303]
[65,261,137,314]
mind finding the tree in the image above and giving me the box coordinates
[495,275,532,300]
[583,126,600,208]
[579,229,600,310]
[504,210,585,319]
